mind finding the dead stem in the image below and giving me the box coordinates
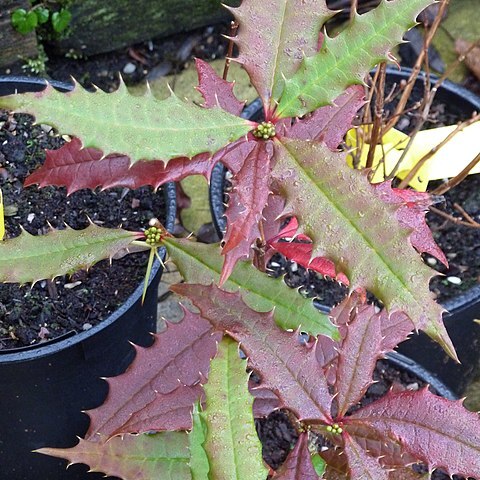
[384,0,449,133]
[432,152,480,195]
[430,205,480,229]
[398,114,480,189]
[366,62,386,169]
[223,21,239,81]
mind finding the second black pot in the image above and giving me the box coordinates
[209,71,480,397]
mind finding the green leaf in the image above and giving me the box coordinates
[51,8,72,33]
[11,9,38,34]
[272,138,455,358]
[162,237,338,339]
[37,433,192,480]
[0,224,141,284]
[228,0,334,111]
[0,82,253,164]
[189,404,210,480]
[35,7,50,25]
[312,454,326,477]
[276,0,434,118]
[201,336,267,480]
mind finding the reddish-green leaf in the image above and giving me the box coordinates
[286,86,365,149]
[227,0,334,113]
[347,388,480,478]
[172,283,334,423]
[273,433,321,479]
[37,433,192,480]
[86,308,221,440]
[195,58,245,116]
[272,138,454,359]
[343,434,389,480]
[221,140,274,283]
[0,224,141,284]
[25,138,215,193]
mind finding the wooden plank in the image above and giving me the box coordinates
[0,0,38,69]
[55,0,241,56]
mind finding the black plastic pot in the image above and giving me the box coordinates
[210,70,480,397]
[0,77,177,479]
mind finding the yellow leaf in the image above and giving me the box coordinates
[346,121,480,191]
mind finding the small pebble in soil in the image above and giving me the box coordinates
[122,62,136,74]
[446,276,462,285]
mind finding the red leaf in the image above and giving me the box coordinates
[334,304,383,416]
[343,434,389,480]
[220,140,274,284]
[273,433,319,479]
[285,86,365,149]
[269,241,349,285]
[85,307,221,441]
[266,217,350,285]
[345,423,419,469]
[25,137,215,194]
[109,384,204,437]
[346,388,480,477]
[373,183,448,266]
[195,58,245,116]
[251,385,281,418]
[172,283,334,423]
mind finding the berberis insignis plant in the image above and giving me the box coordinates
[1,0,479,478]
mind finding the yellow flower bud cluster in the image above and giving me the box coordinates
[253,121,276,140]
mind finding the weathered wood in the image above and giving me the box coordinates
[0,0,38,69]
[55,0,241,56]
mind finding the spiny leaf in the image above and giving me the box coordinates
[201,336,267,480]
[334,304,383,417]
[86,308,221,440]
[276,0,434,118]
[0,224,140,284]
[373,183,448,266]
[189,404,210,480]
[109,384,204,437]
[0,81,253,164]
[172,283,334,423]
[272,138,454,359]
[273,433,321,479]
[286,86,365,149]
[37,433,192,480]
[25,137,215,193]
[221,140,274,283]
[227,0,335,113]
[347,388,480,478]
[195,58,245,116]
[345,423,418,469]
[343,434,389,480]
[162,237,338,338]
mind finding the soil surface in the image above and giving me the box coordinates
[257,358,472,480]
[0,111,167,350]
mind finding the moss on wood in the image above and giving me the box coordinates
[55,0,240,56]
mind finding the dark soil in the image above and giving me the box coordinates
[257,358,472,480]
[0,111,167,350]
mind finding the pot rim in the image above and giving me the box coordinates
[210,68,480,317]
[0,76,177,362]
